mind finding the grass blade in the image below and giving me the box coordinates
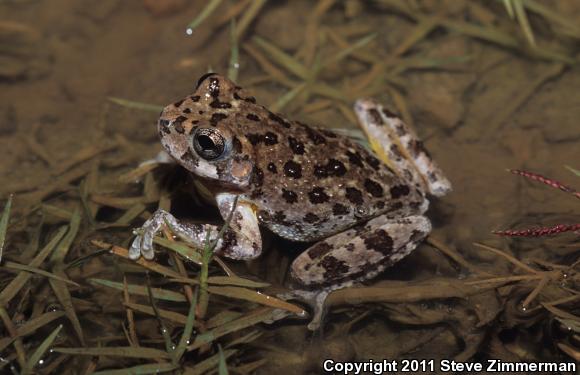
[253,36,309,79]
[0,226,67,305]
[218,344,229,375]
[173,288,198,362]
[227,19,239,82]
[89,278,187,302]
[108,97,163,112]
[0,195,11,263]
[53,346,171,359]
[23,324,62,374]
[186,0,223,34]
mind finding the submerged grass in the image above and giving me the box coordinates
[2,1,580,372]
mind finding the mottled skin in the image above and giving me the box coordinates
[130,73,452,327]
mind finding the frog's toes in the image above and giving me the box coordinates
[277,288,333,331]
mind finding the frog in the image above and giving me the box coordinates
[129,73,452,328]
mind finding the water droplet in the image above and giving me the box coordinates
[185,28,193,36]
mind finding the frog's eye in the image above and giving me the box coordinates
[192,128,226,160]
[196,72,217,89]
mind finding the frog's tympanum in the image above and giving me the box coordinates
[130,73,452,328]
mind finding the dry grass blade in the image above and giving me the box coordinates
[186,0,223,34]
[53,346,171,359]
[319,33,377,70]
[206,276,269,288]
[512,0,535,45]
[92,363,178,375]
[502,0,515,18]
[93,240,184,278]
[153,237,203,265]
[525,0,580,37]
[90,194,157,209]
[252,36,309,79]
[115,203,146,225]
[473,242,539,274]
[89,278,187,302]
[3,261,80,286]
[22,324,62,375]
[427,237,494,276]
[0,226,67,305]
[0,311,64,353]
[0,195,11,263]
[183,349,237,375]
[188,307,278,350]
[124,301,190,326]
[108,97,163,112]
[118,162,160,184]
[0,306,27,368]
[209,285,304,314]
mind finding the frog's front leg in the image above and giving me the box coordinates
[288,214,431,329]
[129,193,261,260]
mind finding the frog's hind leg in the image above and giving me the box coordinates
[354,98,452,197]
[289,214,431,329]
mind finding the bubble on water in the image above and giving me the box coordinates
[186,28,193,36]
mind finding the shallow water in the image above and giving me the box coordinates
[1,1,578,374]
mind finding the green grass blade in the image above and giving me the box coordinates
[184,349,236,375]
[513,0,536,46]
[50,207,81,263]
[108,97,163,112]
[23,324,62,374]
[0,195,12,263]
[173,288,198,362]
[153,237,202,264]
[218,344,229,375]
[92,363,178,375]
[53,346,171,359]
[186,0,223,34]
[89,278,187,302]
[320,33,377,69]
[503,0,515,18]
[565,165,580,177]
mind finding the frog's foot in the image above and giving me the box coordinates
[129,209,213,260]
[276,287,336,330]
[354,98,452,197]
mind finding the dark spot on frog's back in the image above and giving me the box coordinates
[390,184,410,199]
[173,99,185,108]
[345,187,364,205]
[282,189,298,204]
[263,132,278,145]
[365,155,381,170]
[182,108,191,114]
[267,162,277,173]
[327,159,346,176]
[210,100,232,109]
[246,133,262,146]
[346,150,364,167]
[288,136,305,155]
[251,167,264,187]
[382,107,398,118]
[364,178,384,198]
[303,125,326,145]
[268,112,291,128]
[246,113,260,122]
[332,203,349,216]
[304,212,319,223]
[190,95,200,102]
[308,187,329,204]
[232,137,242,153]
[210,113,228,126]
[363,229,394,254]
[283,160,302,179]
[411,140,431,158]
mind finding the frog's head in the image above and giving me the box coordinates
[157,73,255,190]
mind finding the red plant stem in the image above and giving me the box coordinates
[493,223,580,237]
[509,169,580,200]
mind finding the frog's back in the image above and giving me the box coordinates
[234,103,425,242]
